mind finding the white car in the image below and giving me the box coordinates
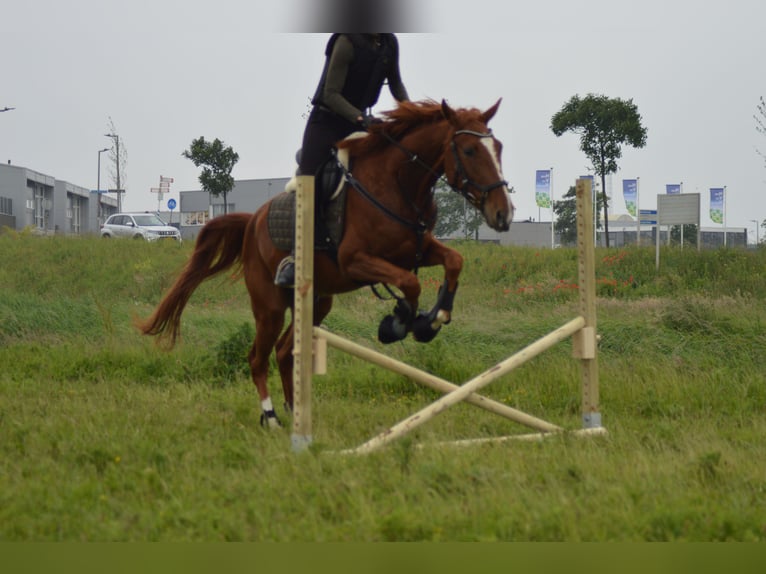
[100,213,182,242]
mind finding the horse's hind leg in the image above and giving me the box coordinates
[275,296,334,411]
[249,307,287,429]
[274,324,293,412]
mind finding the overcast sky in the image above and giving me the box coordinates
[2,0,765,237]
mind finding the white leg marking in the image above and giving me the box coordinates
[480,138,514,226]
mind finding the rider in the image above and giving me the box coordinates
[274,33,410,287]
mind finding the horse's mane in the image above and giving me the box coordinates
[336,99,481,158]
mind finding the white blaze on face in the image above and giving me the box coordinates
[480,137,514,224]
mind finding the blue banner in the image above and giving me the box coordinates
[622,179,637,217]
[666,184,681,195]
[535,170,551,208]
[710,188,724,224]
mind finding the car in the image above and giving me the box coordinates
[100,212,182,242]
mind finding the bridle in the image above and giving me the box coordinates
[340,123,508,278]
[448,129,508,212]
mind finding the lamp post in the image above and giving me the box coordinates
[97,147,109,223]
[97,148,109,192]
[104,133,121,212]
[751,219,759,246]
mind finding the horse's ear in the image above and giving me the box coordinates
[441,99,457,123]
[481,98,502,124]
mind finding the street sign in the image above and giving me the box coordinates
[639,209,657,225]
[108,189,125,194]
[167,198,177,210]
[90,189,109,194]
[150,187,163,193]
[160,176,174,183]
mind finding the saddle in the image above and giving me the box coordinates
[267,153,347,254]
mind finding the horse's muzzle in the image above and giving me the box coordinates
[485,191,514,232]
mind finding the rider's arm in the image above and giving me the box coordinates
[321,35,364,125]
[387,37,409,103]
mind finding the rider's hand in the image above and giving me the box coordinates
[358,113,382,130]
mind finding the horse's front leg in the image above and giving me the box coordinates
[411,238,464,342]
[339,252,422,344]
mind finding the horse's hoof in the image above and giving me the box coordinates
[260,410,282,429]
[378,314,408,344]
[412,313,441,343]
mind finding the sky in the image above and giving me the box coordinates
[2,0,765,239]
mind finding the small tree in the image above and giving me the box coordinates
[553,185,604,246]
[755,96,766,168]
[182,137,239,215]
[105,116,128,195]
[670,224,698,247]
[551,94,647,247]
[433,181,484,239]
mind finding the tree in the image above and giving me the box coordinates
[755,96,766,168]
[670,224,698,247]
[433,181,484,239]
[753,97,766,235]
[551,94,647,247]
[105,117,128,207]
[553,185,604,246]
[182,137,239,215]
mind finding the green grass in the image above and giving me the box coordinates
[1,234,766,540]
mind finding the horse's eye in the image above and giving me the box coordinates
[463,146,475,157]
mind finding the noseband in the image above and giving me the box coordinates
[449,129,508,210]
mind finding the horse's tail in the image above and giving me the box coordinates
[136,212,252,346]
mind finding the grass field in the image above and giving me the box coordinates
[1,232,765,541]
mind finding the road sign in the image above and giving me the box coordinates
[639,209,657,225]
[90,189,109,194]
[150,187,163,193]
[160,176,174,183]
[108,189,125,194]
[167,198,177,210]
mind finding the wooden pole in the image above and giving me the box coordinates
[291,176,315,452]
[575,177,601,429]
[316,327,562,433]
[340,317,586,455]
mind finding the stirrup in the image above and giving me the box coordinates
[274,255,295,288]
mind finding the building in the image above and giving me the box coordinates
[597,224,748,249]
[0,162,118,234]
[0,161,750,249]
[168,177,291,241]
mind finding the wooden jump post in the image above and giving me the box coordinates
[290,176,315,452]
[291,176,604,453]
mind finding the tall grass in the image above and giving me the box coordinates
[1,234,765,540]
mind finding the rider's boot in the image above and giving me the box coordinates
[275,185,330,288]
[274,254,295,288]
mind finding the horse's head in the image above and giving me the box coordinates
[441,99,515,232]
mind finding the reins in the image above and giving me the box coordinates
[338,122,507,303]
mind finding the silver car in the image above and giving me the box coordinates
[100,213,182,242]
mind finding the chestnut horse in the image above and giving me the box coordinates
[138,99,514,427]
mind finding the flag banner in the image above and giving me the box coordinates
[709,188,724,224]
[535,170,551,208]
[666,184,681,195]
[622,179,637,217]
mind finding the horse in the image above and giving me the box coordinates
[138,99,515,428]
